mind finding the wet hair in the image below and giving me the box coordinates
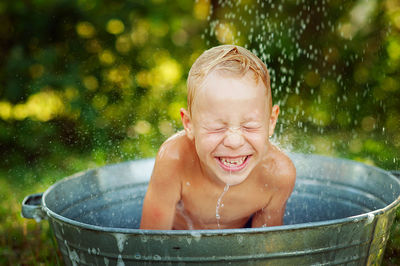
[187,45,272,115]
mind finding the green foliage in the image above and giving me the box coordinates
[0,0,207,169]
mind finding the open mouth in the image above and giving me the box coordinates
[216,155,250,172]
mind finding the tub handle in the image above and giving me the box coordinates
[21,193,46,222]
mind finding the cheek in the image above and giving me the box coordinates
[195,134,223,155]
[246,132,268,149]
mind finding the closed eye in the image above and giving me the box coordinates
[211,128,226,133]
[243,125,262,131]
[203,126,226,133]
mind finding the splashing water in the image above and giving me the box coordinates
[202,0,400,170]
[216,184,230,229]
[261,207,268,228]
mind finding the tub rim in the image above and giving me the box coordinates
[41,154,400,235]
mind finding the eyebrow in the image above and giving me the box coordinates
[242,113,263,122]
[202,121,226,128]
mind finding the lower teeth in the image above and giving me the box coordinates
[221,157,247,166]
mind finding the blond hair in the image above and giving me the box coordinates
[187,45,271,115]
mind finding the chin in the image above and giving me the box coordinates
[221,176,247,186]
[213,167,252,186]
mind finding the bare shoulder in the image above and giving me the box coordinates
[265,145,296,190]
[154,130,195,174]
[149,131,193,189]
[157,131,192,161]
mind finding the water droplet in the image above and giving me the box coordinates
[114,233,128,253]
[216,184,230,229]
[366,213,375,225]
[117,254,125,266]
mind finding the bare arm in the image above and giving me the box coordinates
[251,190,290,227]
[140,146,182,230]
[252,161,296,227]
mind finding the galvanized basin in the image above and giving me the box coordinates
[22,153,400,265]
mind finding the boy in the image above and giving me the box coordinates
[140,45,296,230]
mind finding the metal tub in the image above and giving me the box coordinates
[22,153,400,265]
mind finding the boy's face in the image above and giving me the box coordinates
[182,70,279,186]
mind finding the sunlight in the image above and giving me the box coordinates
[7,90,65,122]
[106,19,125,35]
[193,0,210,20]
[0,101,12,120]
[76,21,96,38]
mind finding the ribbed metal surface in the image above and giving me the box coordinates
[23,154,400,265]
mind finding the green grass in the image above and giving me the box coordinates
[0,153,98,265]
[0,181,61,265]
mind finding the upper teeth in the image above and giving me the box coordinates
[220,156,246,166]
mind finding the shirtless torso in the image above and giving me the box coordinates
[140,131,296,230]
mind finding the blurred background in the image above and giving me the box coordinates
[0,0,399,264]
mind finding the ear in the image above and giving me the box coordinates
[268,105,280,137]
[180,108,194,140]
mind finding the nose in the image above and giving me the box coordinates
[223,128,244,149]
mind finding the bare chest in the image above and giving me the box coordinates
[176,180,271,229]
